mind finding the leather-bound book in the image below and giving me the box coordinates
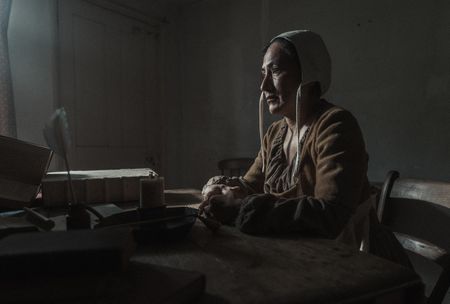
[0,261,206,303]
[0,228,205,303]
[0,228,135,275]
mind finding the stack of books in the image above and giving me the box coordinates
[42,168,155,206]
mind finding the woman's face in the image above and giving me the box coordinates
[260,41,301,117]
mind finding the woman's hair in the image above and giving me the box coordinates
[263,38,301,74]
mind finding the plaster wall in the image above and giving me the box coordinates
[7,0,450,187]
[172,0,450,188]
[8,0,58,146]
[159,9,185,186]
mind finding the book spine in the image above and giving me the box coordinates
[73,179,86,204]
[43,174,144,205]
[104,177,123,203]
[85,178,105,203]
[122,176,140,202]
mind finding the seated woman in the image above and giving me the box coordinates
[200,30,409,266]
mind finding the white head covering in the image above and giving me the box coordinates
[259,30,331,175]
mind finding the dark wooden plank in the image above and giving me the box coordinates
[391,178,450,209]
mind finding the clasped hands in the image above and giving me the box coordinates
[199,184,246,224]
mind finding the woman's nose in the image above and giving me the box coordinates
[260,73,274,92]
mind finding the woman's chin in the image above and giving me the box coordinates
[268,105,285,116]
[268,104,279,114]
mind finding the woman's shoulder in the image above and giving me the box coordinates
[314,100,361,130]
[310,100,366,150]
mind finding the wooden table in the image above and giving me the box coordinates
[133,222,424,304]
[19,198,424,304]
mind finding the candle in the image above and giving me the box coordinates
[139,177,165,208]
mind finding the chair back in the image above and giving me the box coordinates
[378,171,450,304]
[218,158,254,176]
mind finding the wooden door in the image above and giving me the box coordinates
[57,0,161,172]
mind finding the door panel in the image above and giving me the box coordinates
[58,0,160,171]
[122,29,146,148]
[73,15,108,147]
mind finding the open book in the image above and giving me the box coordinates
[0,135,52,209]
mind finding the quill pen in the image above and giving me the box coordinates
[43,108,77,205]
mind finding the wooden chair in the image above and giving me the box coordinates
[378,170,450,304]
[218,158,254,176]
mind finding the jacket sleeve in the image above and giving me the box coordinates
[236,110,369,238]
[241,150,265,194]
[241,122,279,194]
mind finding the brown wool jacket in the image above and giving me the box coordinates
[237,100,371,238]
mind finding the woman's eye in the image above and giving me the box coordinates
[272,70,282,79]
[271,68,281,75]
